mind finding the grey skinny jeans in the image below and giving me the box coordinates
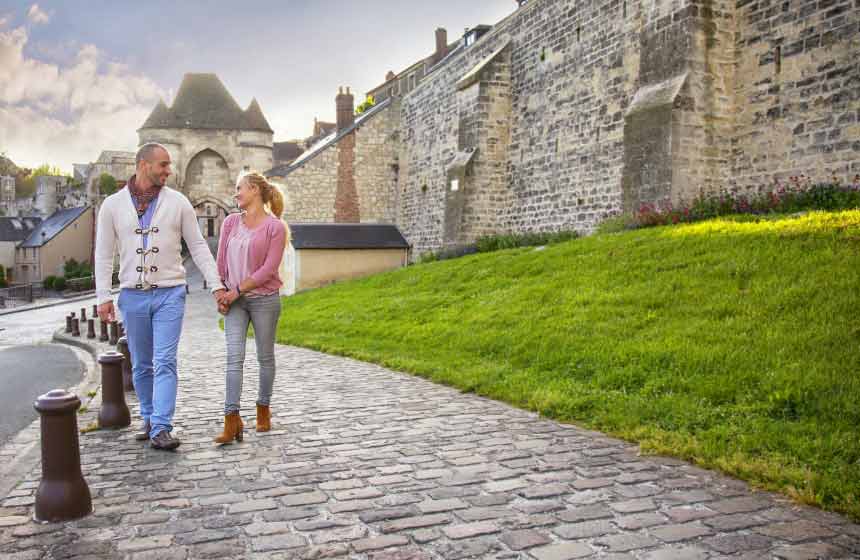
[224,293,282,414]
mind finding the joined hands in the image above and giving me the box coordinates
[214,288,239,315]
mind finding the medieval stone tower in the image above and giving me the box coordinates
[138,73,273,241]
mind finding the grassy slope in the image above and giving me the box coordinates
[276,211,860,519]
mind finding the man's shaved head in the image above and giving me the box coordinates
[136,143,169,166]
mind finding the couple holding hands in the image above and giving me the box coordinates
[95,142,286,450]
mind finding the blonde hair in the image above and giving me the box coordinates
[241,171,285,219]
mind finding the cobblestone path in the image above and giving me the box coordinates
[0,289,858,559]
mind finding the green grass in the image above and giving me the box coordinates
[275,211,860,520]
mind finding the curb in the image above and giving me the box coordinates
[0,289,121,317]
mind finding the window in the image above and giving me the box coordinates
[409,73,417,90]
[450,179,460,192]
[775,45,782,75]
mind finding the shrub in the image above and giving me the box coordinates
[355,94,376,116]
[43,275,56,289]
[626,175,860,230]
[53,277,67,291]
[63,258,80,279]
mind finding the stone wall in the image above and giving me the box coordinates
[395,0,859,255]
[400,0,639,254]
[732,0,860,189]
[277,104,398,224]
[280,149,339,222]
[353,104,400,224]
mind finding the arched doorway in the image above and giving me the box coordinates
[194,199,231,241]
[184,149,234,240]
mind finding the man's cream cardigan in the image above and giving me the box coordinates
[95,186,224,305]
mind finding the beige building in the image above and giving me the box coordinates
[14,207,93,284]
[282,224,410,295]
[0,216,41,282]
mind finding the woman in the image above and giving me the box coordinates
[213,171,287,445]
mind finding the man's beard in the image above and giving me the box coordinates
[148,170,165,186]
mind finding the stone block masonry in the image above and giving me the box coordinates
[276,96,399,225]
[394,0,859,256]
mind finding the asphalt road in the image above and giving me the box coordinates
[0,343,85,447]
[0,296,99,448]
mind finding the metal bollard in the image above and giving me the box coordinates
[86,319,96,339]
[109,322,118,346]
[71,318,80,337]
[92,304,97,318]
[65,314,72,334]
[99,320,109,342]
[203,279,207,290]
[80,308,86,322]
[97,351,130,429]
[116,337,134,392]
[33,390,92,522]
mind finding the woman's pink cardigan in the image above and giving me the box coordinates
[216,213,287,293]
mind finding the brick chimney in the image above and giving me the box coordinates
[386,71,396,82]
[435,28,448,64]
[335,86,355,131]
[334,86,359,222]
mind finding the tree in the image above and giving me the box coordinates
[19,163,67,198]
[99,173,118,196]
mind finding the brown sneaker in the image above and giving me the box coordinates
[134,420,151,441]
[150,430,181,451]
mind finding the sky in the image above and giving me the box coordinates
[0,1,515,172]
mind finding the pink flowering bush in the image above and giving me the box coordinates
[633,175,860,228]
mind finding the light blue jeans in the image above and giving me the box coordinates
[224,293,281,414]
[117,286,186,438]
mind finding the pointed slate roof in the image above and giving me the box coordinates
[19,207,89,248]
[140,73,273,133]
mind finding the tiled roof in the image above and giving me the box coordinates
[289,223,410,250]
[273,141,305,165]
[18,206,89,248]
[0,216,42,243]
[140,73,273,133]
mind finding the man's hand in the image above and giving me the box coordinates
[97,301,116,323]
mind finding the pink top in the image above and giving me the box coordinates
[217,213,287,296]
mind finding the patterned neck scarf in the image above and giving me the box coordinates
[127,175,162,217]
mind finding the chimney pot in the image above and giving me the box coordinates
[335,86,355,131]
[435,27,448,63]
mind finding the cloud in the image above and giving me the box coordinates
[0,26,163,170]
[0,14,10,28]
[27,4,50,25]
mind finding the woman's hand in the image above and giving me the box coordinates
[225,288,241,305]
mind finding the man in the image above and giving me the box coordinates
[95,143,225,450]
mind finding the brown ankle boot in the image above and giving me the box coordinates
[214,412,243,445]
[256,404,271,432]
